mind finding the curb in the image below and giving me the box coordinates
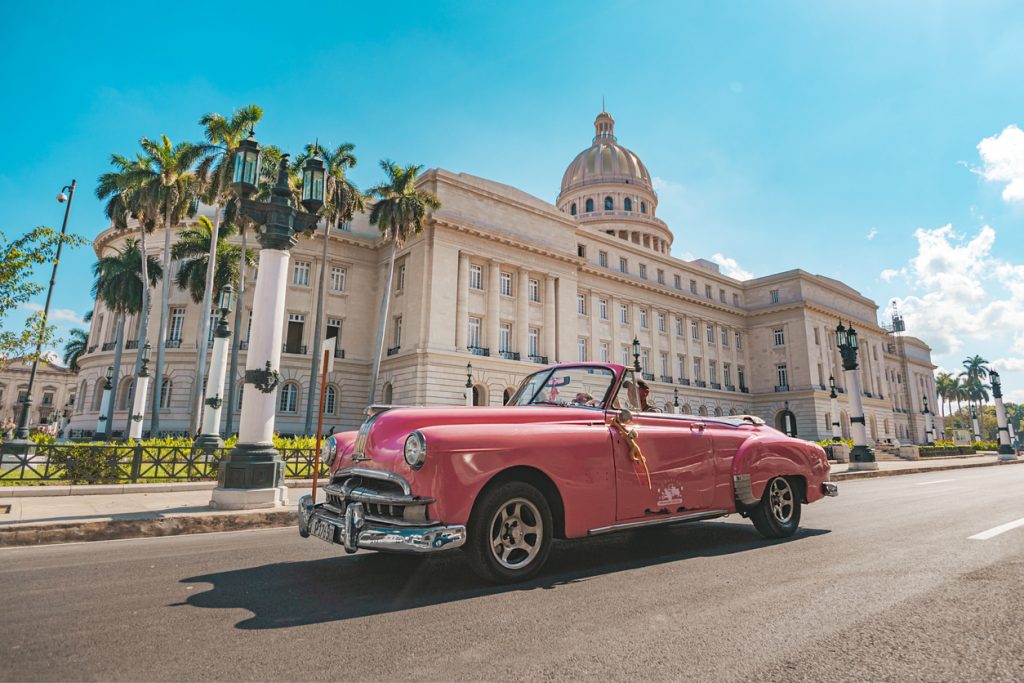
[0,479,319,498]
[831,458,1024,481]
[0,509,297,547]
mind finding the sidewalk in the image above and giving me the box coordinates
[2,455,1021,547]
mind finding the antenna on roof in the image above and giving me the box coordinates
[602,95,605,113]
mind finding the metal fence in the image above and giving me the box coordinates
[0,444,325,484]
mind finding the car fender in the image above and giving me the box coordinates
[732,433,828,507]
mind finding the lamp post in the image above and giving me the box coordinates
[837,321,876,470]
[632,337,641,372]
[990,370,1015,460]
[209,133,323,510]
[673,387,680,414]
[196,285,235,450]
[829,374,842,441]
[7,180,77,451]
[922,396,935,446]
[783,399,794,437]
[465,362,474,407]
[95,366,114,436]
[971,405,981,443]
[128,343,152,440]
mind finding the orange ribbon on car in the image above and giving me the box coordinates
[610,418,651,489]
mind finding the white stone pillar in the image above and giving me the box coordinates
[609,295,620,363]
[972,412,981,442]
[517,268,529,358]
[128,375,150,440]
[995,395,1016,460]
[487,259,500,353]
[544,276,556,361]
[830,394,842,440]
[465,386,473,407]
[455,253,469,350]
[845,365,878,470]
[923,410,935,446]
[588,289,599,361]
[197,332,229,447]
[95,383,111,436]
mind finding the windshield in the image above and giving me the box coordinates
[508,366,618,408]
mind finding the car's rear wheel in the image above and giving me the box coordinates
[467,481,553,583]
[751,476,801,538]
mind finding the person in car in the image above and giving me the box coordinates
[637,379,661,412]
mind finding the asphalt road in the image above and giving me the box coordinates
[2,465,1023,682]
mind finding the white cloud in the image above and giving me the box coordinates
[21,302,86,326]
[975,124,1024,202]
[867,227,878,240]
[880,267,906,282]
[709,253,753,280]
[992,357,1024,372]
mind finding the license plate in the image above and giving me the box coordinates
[309,516,337,544]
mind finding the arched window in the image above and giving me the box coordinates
[604,196,613,210]
[473,384,488,406]
[775,409,797,436]
[640,201,647,214]
[570,203,577,216]
[159,378,173,409]
[91,382,105,411]
[503,387,515,405]
[117,378,134,411]
[624,197,633,211]
[324,385,337,415]
[78,380,88,413]
[585,198,594,213]
[714,407,723,417]
[698,406,708,416]
[382,382,393,404]
[279,382,298,412]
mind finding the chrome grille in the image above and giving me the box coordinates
[326,469,433,527]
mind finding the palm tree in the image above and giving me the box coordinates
[934,371,954,429]
[134,135,205,433]
[171,216,256,304]
[92,240,162,436]
[293,142,366,433]
[961,355,990,412]
[186,106,263,434]
[62,329,89,372]
[365,161,441,404]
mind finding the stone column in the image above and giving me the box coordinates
[992,373,1016,460]
[487,260,500,353]
[196,313,231,449]
[455,253,469,351]
[668,313,679,380]
[971,408,981,442]
[651,309,661,378]
[128,373,150,440]
[588,289,599,361]
[923,406,935,446]
[609,295,619,363]
[830,389,842,441]
[95,378,112,436]
[844,363,877,470]
[517,268,529,358]
[544,276,556,361]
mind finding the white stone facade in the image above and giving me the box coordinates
[70,111,937,443]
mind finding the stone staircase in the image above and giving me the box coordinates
[873,444,909,461]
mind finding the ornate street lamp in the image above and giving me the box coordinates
[210,133,323,511]
[196,285,236,450]
[989,370,1016,459]
[837,321,876,469]
[828,374,842,441]
[95,366,114,437]
[301,147,326,214]
[4,180,78,454]
[673,387,680,414]
[128,343,152,440]
[465,362,474,407]
[632,337,641,372]
[922,395,935,446]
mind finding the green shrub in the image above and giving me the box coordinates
[49,444,127,484]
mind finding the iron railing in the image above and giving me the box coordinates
[0,444,324,484]
[469,346,490,357]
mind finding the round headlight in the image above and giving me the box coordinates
[404,431,427,469]
[321,435,338,468]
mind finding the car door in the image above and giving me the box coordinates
[609,412,716,521]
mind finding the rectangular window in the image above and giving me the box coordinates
[468,317,481,348]
[168,308,185,342]
[777,364,789,388]
[709,361,718,383]
[469,265,483,290]
[770,289,780,304]
[733,293,739,306]
[619,257,628,274]
[577,294,587,315]
[393,316,402,347]
[598,298,608,320]
[705,284,713,299]
[678,356,686,380]
[620,304,629,324]
[639,264,647,280]
[773,328,785,346]
[657,269,665,285]
[707,324,715,344]
[693,358,702,381]
[736,332,743,349]
[738,366,746,388]
[639,309,648,329]
[690,279,698,294]
[528,328,539,357]
[660,352,669,377]
[675,317,683,336]
[500,271,513,297]
[292,261,310,286]
[691,320,699,340]
[598,250,608,267]
[719,288,726,303]
[577,338,587,362]
[396,263,406,291]
[330,266,346,292]
[577,243,586,258]
[529,278,540,302]
[674,274,682,290]
[621,346,630,367]
[657,313,666,333]
[721,329,729,346]
[499,323,512,353]
[600,342,610,363]
[814,327,821,345]
[724,364,732,387]
[641,349,649,373]
[817,363,824,385]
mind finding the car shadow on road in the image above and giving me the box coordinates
[178,520,830,630]
[179,521,829,629]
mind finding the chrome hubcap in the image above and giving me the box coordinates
[489,498,543,569]
[769,478,794,523]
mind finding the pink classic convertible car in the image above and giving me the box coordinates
[299,363,837,583]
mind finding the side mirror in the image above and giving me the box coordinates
[618,408,634,424]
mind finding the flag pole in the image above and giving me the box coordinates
[311,348,330,504]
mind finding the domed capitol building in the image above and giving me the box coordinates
[69,111,938,443]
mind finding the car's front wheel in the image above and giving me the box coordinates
[467,481,553,583]
[750,476,802,538]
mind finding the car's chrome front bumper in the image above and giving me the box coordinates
[822,482,839,497]
[297,494,466,554]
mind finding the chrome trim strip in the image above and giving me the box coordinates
[323,482,432,506]
[333,467,412,495]
[588,509,729,535]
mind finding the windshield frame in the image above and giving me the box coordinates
[507,364,621,410]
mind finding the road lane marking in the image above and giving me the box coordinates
[969,517,1024,540]
[915,479,955,486]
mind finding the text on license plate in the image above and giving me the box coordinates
[309,517,337,543]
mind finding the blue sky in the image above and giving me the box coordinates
[3,1,1024,400]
